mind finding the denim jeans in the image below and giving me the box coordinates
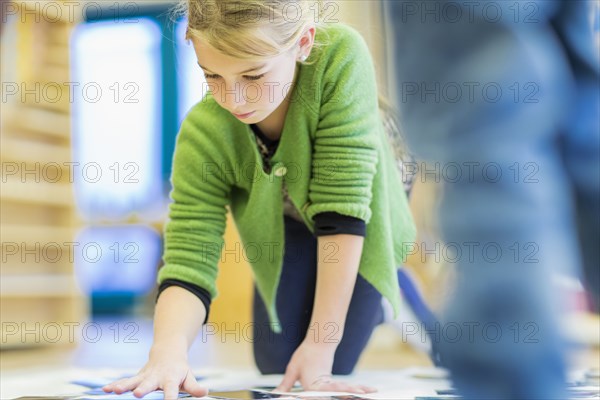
[252,215,385,375]
[387,1,599,399]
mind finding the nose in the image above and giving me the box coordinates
[220,80,247,111]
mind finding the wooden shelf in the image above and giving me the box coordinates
[4,106,71,141]
[0,275,83,297]
[1,135,72,165]
[1,8,87,349]
[1,262,74,276]
[1,180,75,208]
[1,224,76,244]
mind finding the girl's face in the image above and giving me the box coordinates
[191,37,299,124]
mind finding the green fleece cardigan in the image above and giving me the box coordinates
[157,23,417,332]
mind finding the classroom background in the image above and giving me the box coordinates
[1,0,599,397]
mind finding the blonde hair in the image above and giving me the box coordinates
[173,0,330,64]
[173,1,413,183]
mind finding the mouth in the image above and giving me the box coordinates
[232,111,256,119]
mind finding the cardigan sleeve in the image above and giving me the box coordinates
[305,28,380,224]
[156,114,231,300]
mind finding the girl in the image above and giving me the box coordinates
[103,0,416,398]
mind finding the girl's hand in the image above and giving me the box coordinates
[275,341,377,394]
[101,347,207,399]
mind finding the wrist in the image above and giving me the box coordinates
[303,339,339,350]
[150,339,188,358]
[302,323,343,351]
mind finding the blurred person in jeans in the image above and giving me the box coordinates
[387,1,599,399]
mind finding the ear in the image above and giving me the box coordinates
[297,26,316,59]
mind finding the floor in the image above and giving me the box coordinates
[0,315,433,398]
[1,314,598,399]
[0,315,431,370]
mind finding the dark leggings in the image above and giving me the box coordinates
[252,215,385,375]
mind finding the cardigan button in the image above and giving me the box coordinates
[273,166,287,177]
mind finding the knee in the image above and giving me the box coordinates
[254,350,289,375]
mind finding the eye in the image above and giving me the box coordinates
[244,74,265,81]
[203,72,265,81]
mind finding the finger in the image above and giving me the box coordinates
[102,378,125,392]
[104,376,143,394]
[316,380,365,394]
[102,379,122,393]
[162,379,181,400]
[357,384,377,393]
[132,377,159,398]
[182,371,208,398]
[275,369,298,393]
